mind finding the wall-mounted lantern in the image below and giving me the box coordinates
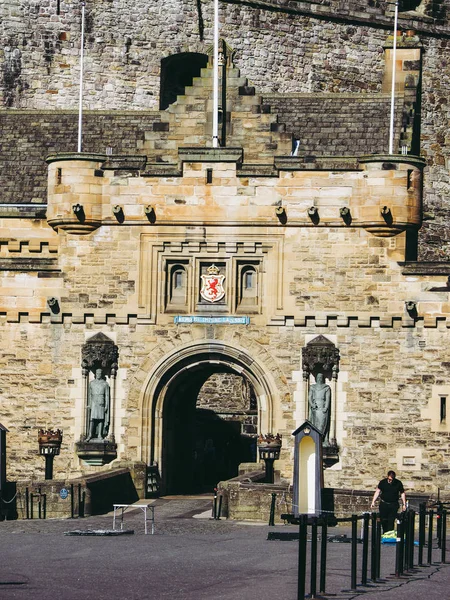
[38,429,63,480]
[257,433,282,484]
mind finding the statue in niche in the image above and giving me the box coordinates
[308,372,331,446]
[86,368,110,442]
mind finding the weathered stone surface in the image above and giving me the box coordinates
[1,1,450,507]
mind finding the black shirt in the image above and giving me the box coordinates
[378,478,404,503]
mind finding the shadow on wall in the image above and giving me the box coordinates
[88,471,139,515]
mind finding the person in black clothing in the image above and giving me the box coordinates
[371,470,406,533]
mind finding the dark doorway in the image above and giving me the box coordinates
[161,368,258,495]
[160,52,208,110]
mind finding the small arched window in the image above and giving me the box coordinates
[170,265,187,303]
[239,265,258,307]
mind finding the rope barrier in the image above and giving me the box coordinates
[0,491,17,504]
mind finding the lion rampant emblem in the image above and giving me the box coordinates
[200,264,225,303]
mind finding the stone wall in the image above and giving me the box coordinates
[1,0,450,256]
[1,217,450,492]
[262,94,403,156]
[0,110,159,205]
[10,466,144,519]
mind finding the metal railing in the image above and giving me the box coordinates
[293,503,447,599]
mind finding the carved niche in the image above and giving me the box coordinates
[302,335,340,468]
[76,333,119,466]
[81,332,119,377]
[302,335,340,380]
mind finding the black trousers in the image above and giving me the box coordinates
[379,501,399,533]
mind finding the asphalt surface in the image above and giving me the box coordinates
[1,497,449,600]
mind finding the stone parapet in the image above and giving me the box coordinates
[11,465,146,520]
[45,152,424,237]
[46,153,107,234]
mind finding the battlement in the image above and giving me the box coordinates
[45,151,425,238]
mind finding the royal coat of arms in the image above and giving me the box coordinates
[200,264,225,302]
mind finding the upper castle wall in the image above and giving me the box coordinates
[3,0,442,110]
[2,0,450,259]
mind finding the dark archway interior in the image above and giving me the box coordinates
[161,365,257,495]
[160,52,208,110]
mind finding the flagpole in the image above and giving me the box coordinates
[212,0,219,148]
[78,2,86,153]
[388,0,399,155]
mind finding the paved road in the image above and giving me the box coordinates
[1,497,449,600]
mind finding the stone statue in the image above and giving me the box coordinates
[86,368,110,441]
[308,372,331,445]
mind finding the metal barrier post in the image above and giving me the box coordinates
[427,510,434,565]
[310,517,318,598]
[319,516,328,594]
[418,503,426,566]
[25,487,29,519]
[371,513,377,582]
[403,510,410,572]
[212,489,217,519]
[395,515,404,577]
[437,502,443,549]
[217,495,222,520]
[297,514,308,600]
[376,518,382,580]
[268,493,276,526]
[361,513,369,586]
[70,483,74,518]
[351,515,358,590]
[441,510,447,564]
[409,510,415,569]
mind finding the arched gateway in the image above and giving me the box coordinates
[140,342,276,495]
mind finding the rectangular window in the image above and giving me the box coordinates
[440,396,447,423]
